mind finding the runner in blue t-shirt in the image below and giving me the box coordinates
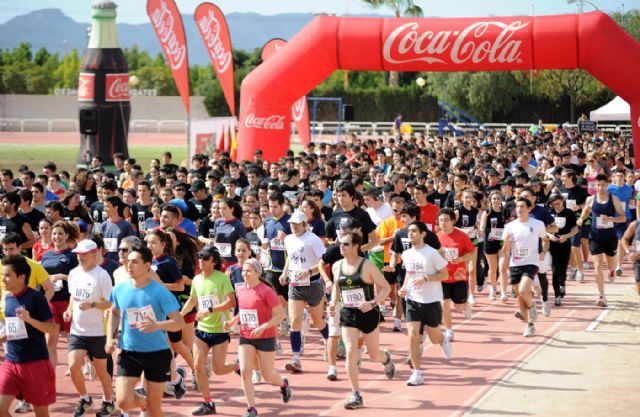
[106,245,184,417]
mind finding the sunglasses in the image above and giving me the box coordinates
[118,247,130,253]
[339,241,353,247]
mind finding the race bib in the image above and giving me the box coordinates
[5,317,28,341]
[554,217,566,229]
[73,280,94,302]
[270,238,286,251]
[566,199,576,210]
[401,237,412,250]
[250,244,261,256]
[104,238,118,253]
[461,227,477,239]
[0,226,6,241]
[514,246,532,259]
[443,247,459,261]
[596,216,614,229]
[126,305,156,329]
[283,191,297,202]
[341,288,366,308]
[239,309,259,329]
[53,279,64,292]
[587,181,597,193]
[215,242,232,258]
[198,294,218,312]
[288,270,310,287]
[489,228,504,241]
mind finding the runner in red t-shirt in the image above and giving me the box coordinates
[415,185,439,231]
[436,208,476,342]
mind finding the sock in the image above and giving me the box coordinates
[204,396,213,403]
[81,394,91,402]
[329,365,336,372]
[290,330,302,353]
[102,396,113,403]
[171,375,182,385]
[319,324,329,340]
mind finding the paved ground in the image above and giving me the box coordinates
[465,274,640,417]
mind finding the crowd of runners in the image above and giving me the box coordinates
[0,125,639,417]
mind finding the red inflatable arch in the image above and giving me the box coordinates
[237,12,640,164]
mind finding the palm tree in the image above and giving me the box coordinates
[362,0,424,87]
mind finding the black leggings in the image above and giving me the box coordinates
[475,241,487,287]
[550,241,572,297]
[537,273,549,302]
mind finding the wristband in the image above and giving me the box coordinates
[91,301,96,308]
[208,306,214,313]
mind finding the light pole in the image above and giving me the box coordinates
[567,0,600,13]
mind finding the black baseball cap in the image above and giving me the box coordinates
[189,179,206,192]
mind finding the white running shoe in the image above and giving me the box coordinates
[251,370,262,384]
[444,328,454,342]
[406,371,424,386]
[582,262,590,270]
[501,293,509,303]
[467,293,476,305]
[523,323,535,337]
[327,365,338,381]
[596,295,608,308]
[392,318,402,332]
[576,270,584,282]
[440,335,452,359]
[528,303,537,323]
[569,268,577,281]
[488,285,497,301]
[542,301,551,317]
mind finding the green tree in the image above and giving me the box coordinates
[361,1,423,87]
[534,69,601,123]
[54,48,80,88]
[2,65,28,93]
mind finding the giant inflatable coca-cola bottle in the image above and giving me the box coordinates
[77,0,130,167]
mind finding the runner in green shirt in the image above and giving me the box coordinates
[180,246,236,416]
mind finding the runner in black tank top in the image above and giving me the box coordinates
[328,231,395,410]
[480,191,507,302]
[454,189,480,305]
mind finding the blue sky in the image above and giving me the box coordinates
[0,0,634,24]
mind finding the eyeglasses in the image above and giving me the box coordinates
[175,188,185,192]
[392,209,401,213]
[339,241,353,247]
[118,247,130,253]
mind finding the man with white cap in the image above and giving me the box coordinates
[64,239,114,417]
[279,211,328,374]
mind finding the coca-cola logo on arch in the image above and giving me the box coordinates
[105,74,130,102]
[150,0,187,71]
[197,10,232,73]
[244,113,286,130]
[383,20,530,66]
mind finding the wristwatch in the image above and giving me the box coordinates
[208,306,214,313]
[91,301,96,308]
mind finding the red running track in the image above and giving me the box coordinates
[33,268,626,417]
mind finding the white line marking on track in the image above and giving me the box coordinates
[586,307,611,331]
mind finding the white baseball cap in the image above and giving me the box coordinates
[287,211,308,224]
[72,239,98,254]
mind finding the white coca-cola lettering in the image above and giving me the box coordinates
[105,74,130,101]
[383,20,529,65]
[244,113,286,130]
[197,10,232,73]
[150,0,186,71]
[291,97,306,122]
[78,73,95,101]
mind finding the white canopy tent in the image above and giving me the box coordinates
[590,96,630,121]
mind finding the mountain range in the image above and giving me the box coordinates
[0,8,353,65]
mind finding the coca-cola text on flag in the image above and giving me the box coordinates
[381,18,532,71]
[195,3,235,116]
[78,73,96,101]
[105,74,130,101]
[261,38,311,146]
[147,0,190,114]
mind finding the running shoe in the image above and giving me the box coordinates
[467,293,476,305]
[615,266,623,277]
[191,371,198,391]
[510,288,517,298]
[285,359,302,374]
[73,397,93,417]
[554,296,562,307]
[393,318,402,332]
[523,323,535,337]
[542,301,551,317]
[596,295,608,308]
[576,270,584,282]
[234,359,241,376]
[383,350,395,379]
[174,368,187,399]
[134,386,146,397]
[96,401,115,417]
[444,328,454,342]
[582,262,590,270]
[560,286,566,298]
[344,392,364,409]
[514,310,525,321]
[280,377,292,403]
[242,407,258,417]
[252,370,262,384]
[488,285,497,301]
[609,270,616,282]
[406,370,425,386]
[569,268,577,281]
[337,339,346,359]
[192,401,216,416]
[476,284,484,293]
[501,293,509,303]
[83,360,96,380]
[327,366,338,381]
[278,320,290,337]
[440,335,453,359]
[13,400,32,414]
